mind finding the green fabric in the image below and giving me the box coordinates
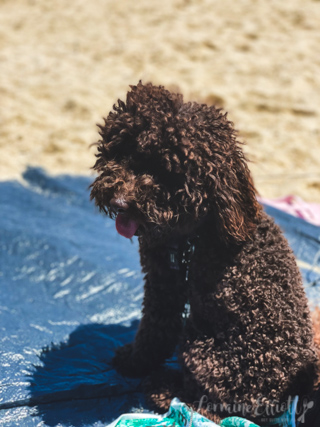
[109,398,220,427]
[109,396,298,427]
[220,417,260,427]
[115,416,176,427]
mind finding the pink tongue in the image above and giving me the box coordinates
[116,215,139,239]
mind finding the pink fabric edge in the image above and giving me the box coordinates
[258,196,320,227]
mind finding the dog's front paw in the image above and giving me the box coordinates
[112,343,150,377]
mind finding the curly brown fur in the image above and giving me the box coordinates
[90,82,319,423]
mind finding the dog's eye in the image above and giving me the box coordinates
[128,157,185,191]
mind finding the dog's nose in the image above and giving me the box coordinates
[110,198,130,214]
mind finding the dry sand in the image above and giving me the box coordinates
[1,0,320,201]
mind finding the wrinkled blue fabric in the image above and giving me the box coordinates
[0,167,319,426]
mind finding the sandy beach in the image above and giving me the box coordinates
[1,0,320,201]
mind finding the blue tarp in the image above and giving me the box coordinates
[1,167,320,426]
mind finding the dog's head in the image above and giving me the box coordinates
[90,82,261,244]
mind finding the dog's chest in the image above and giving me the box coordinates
[168,235,237,327]
[167,237,196,282]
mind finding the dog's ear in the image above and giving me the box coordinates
[178,102,262,245]
[208,151,261,245]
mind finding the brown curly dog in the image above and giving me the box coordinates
[90,82,319,424]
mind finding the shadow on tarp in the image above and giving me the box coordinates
[27,321,145,426]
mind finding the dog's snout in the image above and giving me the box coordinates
[110,198,130,214]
